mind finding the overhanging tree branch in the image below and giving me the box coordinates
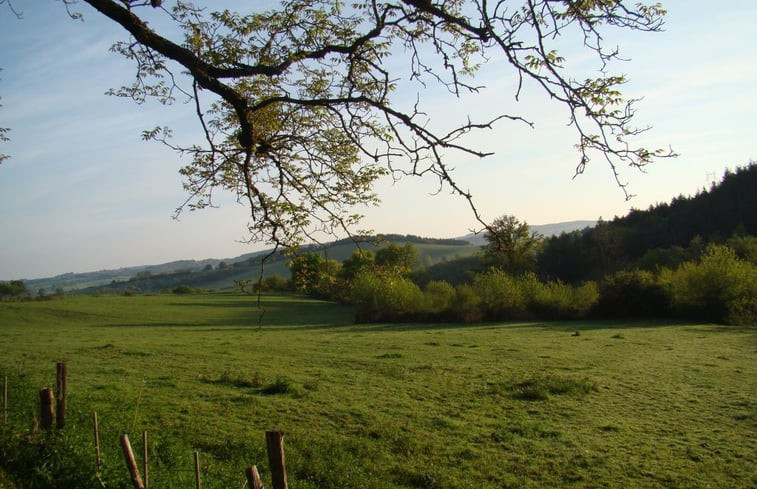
[52,0,675,246]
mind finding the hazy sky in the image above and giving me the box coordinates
[1,1,755,280]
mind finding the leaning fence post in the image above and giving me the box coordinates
[265,430,288,489]
[3,375,7,424]
[121,434,146,489]
[245,465,264,489]
[39,387,54,430]
[56,362,67,429]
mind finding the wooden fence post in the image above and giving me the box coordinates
[265,430,288,489]
[143,430,149,489]
[39,388,54,430]
[194,450,201,489]
[121,434,146,489]
[245,465,264,489]
[56,362,67,429]
[93,413,102,471]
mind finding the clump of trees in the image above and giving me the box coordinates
[0,280,65,301]
[286,205,757,325]
[0,280,29,299]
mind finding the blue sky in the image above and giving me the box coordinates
[1,1,755,280]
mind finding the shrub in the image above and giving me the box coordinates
[595,269,670,318]
[452,284,483,322]
[665,244,757,324]
[172,284,194,294]
[264,274,289,291]
[530,278,598,320]
[472,268,526,320]
[349,271,425,322]
[423,280,456,318]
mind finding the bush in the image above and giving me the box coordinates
[471,268,526,320]
[172,284,194,294]
[349,271,425,322]
[452,284,483,323]
[595,269,670,318]
[665,244,757,324]
[423,280,456,318]
[529,278,598,320]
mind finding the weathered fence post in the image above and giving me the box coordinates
[265,430,288,489]
[245,465,265,489]
[56,362,67,429]
[93,412,102,471]
[121,434,146,489]
[143,430,149,489]
[194,450,202,489]
[39,387,54,430]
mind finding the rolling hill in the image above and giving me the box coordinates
[22,221,595,294]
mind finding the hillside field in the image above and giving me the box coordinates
[1,294,755,488]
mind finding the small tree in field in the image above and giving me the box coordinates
[288,252,341,298]
[483,215,542,275]
[0,280,28,298]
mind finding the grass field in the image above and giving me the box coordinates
[1,293,755,488]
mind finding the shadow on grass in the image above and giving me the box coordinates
[101,293,753,334]
[104,293,356,329]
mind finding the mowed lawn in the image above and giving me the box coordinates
[1,293,755,488]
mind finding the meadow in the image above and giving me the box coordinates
[0,293,755,488]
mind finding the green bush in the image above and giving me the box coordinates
[350,271,425,322]
[172,284,194,294]
[529,278,598,320]
[471,268,526,320]
[423,280,456,318]
[664,244,757,324]
[452,284,483,323]
[595,269,670,318]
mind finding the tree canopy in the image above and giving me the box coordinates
[3,0,674,248]
[483,214,541,275]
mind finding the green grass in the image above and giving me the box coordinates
[1,293,755,488]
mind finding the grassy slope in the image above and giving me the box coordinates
[1,294,755,489]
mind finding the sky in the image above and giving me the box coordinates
[1,1,755,280]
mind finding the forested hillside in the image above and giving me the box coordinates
[538,163,757,283]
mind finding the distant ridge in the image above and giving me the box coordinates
[459,220,596,245]
[17,221,595,293]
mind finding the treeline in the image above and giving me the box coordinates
[538,163,757,283]
[285,241,756,325]
[285,163,757,325]
[0,280,64,300]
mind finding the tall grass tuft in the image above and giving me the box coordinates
[507,375,598,401]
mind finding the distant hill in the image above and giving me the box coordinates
[460,220,596,245]
[20,222,593,294]
[23,250,273,294]
[29,234,477,294]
